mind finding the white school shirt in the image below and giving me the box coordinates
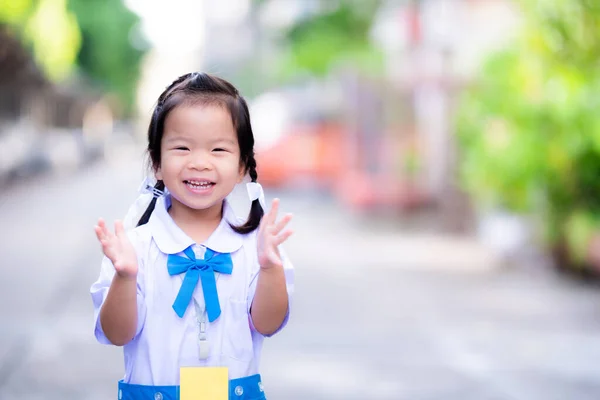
[90,195,294,385]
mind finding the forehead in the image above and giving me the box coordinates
[163,104,236,141]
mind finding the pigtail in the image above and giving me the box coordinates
[137,180,165,227]
[231,155,264,234]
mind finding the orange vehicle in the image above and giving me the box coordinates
[255,122,345,190]
[255,120,431,212]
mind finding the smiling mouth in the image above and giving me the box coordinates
[184,180,215,190]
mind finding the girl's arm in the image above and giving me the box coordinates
[251,265,288,335]
[99,274,138,346]
[94,219,140,346]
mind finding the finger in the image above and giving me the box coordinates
[267,198,279,225]
[94,225,105,242]
[273,229,293,246]
[97,218,109,237]
[95,229,111,253]
[114,220,126,238]
[271,213,293,236]
[95,229,109,246]
[100,219,116,240]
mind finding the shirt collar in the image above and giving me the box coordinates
[148,195,244,255]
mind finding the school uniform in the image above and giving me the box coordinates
[90,194,294,399]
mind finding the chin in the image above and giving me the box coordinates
[173,196,224,212]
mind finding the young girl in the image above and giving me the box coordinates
[90,72,294,400]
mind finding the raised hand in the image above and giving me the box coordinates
[257,198,293,269]
[95,219,138,278]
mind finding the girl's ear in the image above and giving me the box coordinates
[155,167,163,182]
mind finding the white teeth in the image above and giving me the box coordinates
[186,180,212,189]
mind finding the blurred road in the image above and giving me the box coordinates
[1,143,600,399]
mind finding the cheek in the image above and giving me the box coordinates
[157,156,181,178]
[219,158,244,181]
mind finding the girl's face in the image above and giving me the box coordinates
[156,104,245,216]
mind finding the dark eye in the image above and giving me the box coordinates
[174,146,189,151]
[213,148,227,152]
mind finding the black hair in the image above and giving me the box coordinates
[136,72,264,234]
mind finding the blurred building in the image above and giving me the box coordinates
[367,0,521,228]
[377,0,520,197]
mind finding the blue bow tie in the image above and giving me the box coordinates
[167,246,233,322]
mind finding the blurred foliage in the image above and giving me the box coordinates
[67,0,147,115]
[278,0,384,78]
[0,0,147,114]
[456,0,600,264]
[0,0,81,81]
[0,0,35,25]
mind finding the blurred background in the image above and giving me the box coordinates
[2,0,600,399]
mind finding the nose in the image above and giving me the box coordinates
[187,150,213,171]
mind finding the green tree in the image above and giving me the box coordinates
[456,0,600,266]
[0,0,81,82]
[276,0,383,79]
[1,0,147,115]
[67,0,148,115]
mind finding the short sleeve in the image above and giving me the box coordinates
[247,245,295,337]
[90,233,147,345]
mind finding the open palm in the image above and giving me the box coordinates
[257,198,293,269]
[95,219,138,278]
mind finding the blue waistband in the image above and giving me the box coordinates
[117,374,265,400]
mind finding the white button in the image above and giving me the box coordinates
[235,385,244,396]
[154,392,163,400]
[119,389,122,399]
[258,382,264,392]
